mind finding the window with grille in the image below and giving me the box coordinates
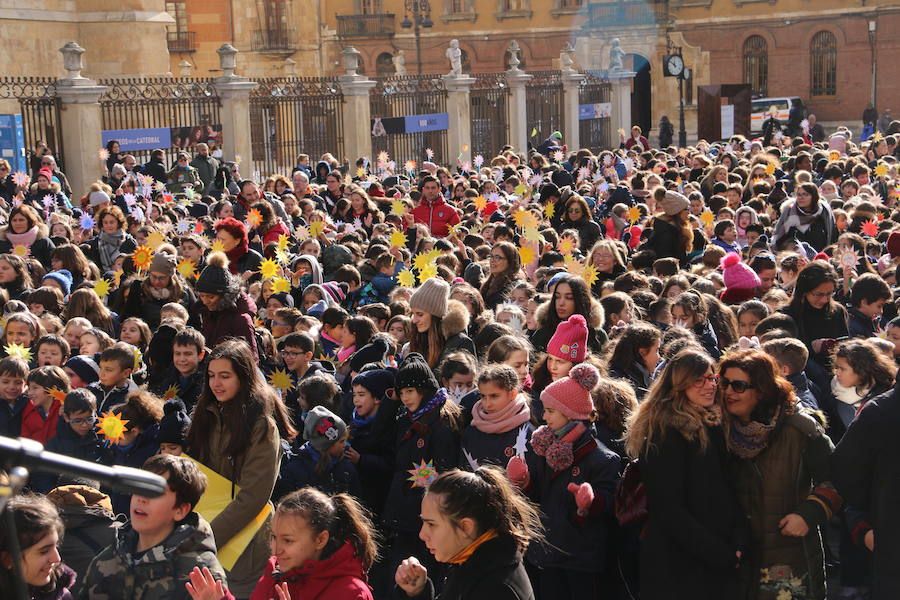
[810,31,837,96]
[557,0,583,8]
[357,0,383,14]
[165,1,188,33]
[743,35,768,96]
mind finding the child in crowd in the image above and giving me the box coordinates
[0,355,28,437]
[34,334,70,367]
[79,327,114,355]
[320,306,348,359]
[88,344,138,414]
[846,273,891,338]
[530,314,591,421]
[830,339,897,430]
[295,374,343,429]
[150,327,206,412]
[605,323,661,402]
[20,365,70,443]
[106,391,164,514]
[736,300,770,338]
[62,317,92,355]
[437,351,478,405]
[762,338,821,411]
[158,398,191,456]
[63,355,100,389]
[40,389,110,489]
[3,311,43,355]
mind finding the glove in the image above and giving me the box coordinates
[567,482,595,517]
[506,455,530,489]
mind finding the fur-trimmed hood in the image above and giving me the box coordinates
[442,299,470,338]
[29,181,61,195]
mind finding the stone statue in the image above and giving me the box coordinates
[560,43,575,72]
[393,50,406,75]
[446,39,462,77]
[609,38,625,72]
[507,40,521,72]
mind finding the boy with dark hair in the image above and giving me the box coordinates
[279,332,336,421]
[35,334,70,367]
[80,454,228,599]
[761,338,820,411]
[295,374,343,428]
[150,328,206,412]
[0,356,29,437]
[319,306,348,359]
[848,272,892,338]
[89,344,138,414]
[364,254,402,305]
[21,365,70,443]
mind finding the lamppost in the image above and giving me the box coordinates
[868,19,877,107]
[400,0,433,75]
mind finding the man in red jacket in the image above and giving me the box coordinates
[411,175,460,237]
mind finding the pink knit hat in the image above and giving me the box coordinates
[547,314,588,362]
[720,253,760,305]
[541,363,600,421]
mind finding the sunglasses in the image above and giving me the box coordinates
[719,377,755,393]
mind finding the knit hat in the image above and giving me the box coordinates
[195,252,232,295]
[37,167,54,182]
[64,355,100,385]
[888,231,900,258]
[306,299,328,319]
[268,292,294,308]
[409,277,450,318]
[545,271,568,293]
[541,363,599,421]
[719,253,761,305]
[352,368,396,400]
[42,269,73,296]
[158,399,190,446]
[320,281,347,305]
[303,406,347,452]
[149,252,176,277]
[661,190,689,216]
[395,353,439,394]
[547,314,588,363]
[349,337,389,373]
[89,191,111,208]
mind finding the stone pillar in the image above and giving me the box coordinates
[607,70,636,149]
[338,47,376,162]
[561,71,584,151]
[56,42,108,198]
[213,44,257,166]
[505,69,532,155]
[443,75,475,165]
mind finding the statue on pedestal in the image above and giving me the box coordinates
[393,50,407,75]
[446,39,462,77]
[507,40,522,72]
[560,42,575,72]
[609,38,625,72]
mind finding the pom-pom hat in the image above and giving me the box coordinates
[719,252,761,304]
[541,363,599,421]
[547,314,589,363]
[158,399,190,446]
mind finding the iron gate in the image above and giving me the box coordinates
[470,73,509,160]
[0,77,64,171]
[250,77,344,178]
[98,78,221,168]
[578,72,612,152]
[369,75,448,166]
[525,71,563,148]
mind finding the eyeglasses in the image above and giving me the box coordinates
[273,322,290,328]
[69,415,97,426]
[280,350,302,358]
[719,377,755,393]
[567,207,581,213]
[692,374,719,388]
[806,290,832,300]
[489,254,507,261]
[148,273,169,282]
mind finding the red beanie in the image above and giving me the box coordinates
[37,167,54,182]
[888,231,900,258]
[547,314,588,362]
[215,217,248,245]
[541,363,599,421]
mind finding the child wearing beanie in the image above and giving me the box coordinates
[531,313,591,422]
[460,364,533,470]
[719,252,762,305]
[157,399,190,456]
[506,362,621,598]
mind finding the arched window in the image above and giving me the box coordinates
[376,52,394,76]
[742,35,767,96]
[810,31,837,96]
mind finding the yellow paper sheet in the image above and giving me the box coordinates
[184,454,272,571]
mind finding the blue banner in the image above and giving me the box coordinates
[102,128,170,152]
[578,103,612,121]
[404,113,449,133]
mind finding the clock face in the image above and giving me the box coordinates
[667,55,684,76]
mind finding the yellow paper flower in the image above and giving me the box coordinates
[765,163,776,176]
[390,230,408,249]
[93,278,111,299]
[829,150,841,161]
[145,231,165,251]
[418,263,438,283]
[268,368,295,392]
[582,264,599,287]
[247,208,263,228]
[46,387,67,404]
[700,210,715,228]
[309,221,325,238]
[627,206,641,224]
[564,255,584,276]
[391,198,408,217]
[96,411,129,445]
[356,166,367,178]
[271,276,291,294]
[413,249,441,272]
[473,195,487,212]
[11,244,29,257]
[210,239,226,253]
[259,258,280,280]
[277,234,290,252]
[133,348,143,372]
[874,163,889,177]
[559,238,575,256]
[4,343,32,362]
[133,245,154,270]
[518,245,536,265]
[397,268,416,288]
[514,183,529,197]
[163,384,180,401]
[544,203,555,219]
[522,227,542,243]
[177,258,197,280]
[275,249,290,265]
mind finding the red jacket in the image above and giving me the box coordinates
[624,135,650,151]
[411,196,460,238]
[249,542,373,600]
[20,399,60,444]
[260,221,290,246]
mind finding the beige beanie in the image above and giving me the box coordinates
[409,277,450,318]
[661,190,690,216]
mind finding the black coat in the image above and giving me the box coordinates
[459,422,532,470]
[639,423,748,600]
[273,440,362,501]
[647,217,688,266]
[0,235,54,269]
[0,394,27,438]
[121,279,197,331]
[832,382,900,600]
[410,534,534,600]
[347,397,398,516]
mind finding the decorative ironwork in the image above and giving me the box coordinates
[743,35,767,96]
[525,71,563,144]
[0,77,64,170]
[337,14,396,38]
[470,73,509,159]
[167,30,197,53]
[249,77,344,177]
[810,30,837,97]
[370,75,448,165]
[578,72,611,152]
[251,29,298,53]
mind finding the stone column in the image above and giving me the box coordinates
[56,42,108,198]
[505,69,532,155]
[562,71,584,151]
[338,47,376,162]
[213,44,257,166]
[607,70,636,149]
[443,75,475,165]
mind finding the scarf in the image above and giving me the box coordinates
[410,388,444,421]
[471,393,530,434]
[225,239,249,274]
[351,409,377,430]
[530,421,587,471]
[831,377,868,407]
[98,230,126,271]
[6,226,38,248]
[337,344,356,363]
[729,405,781,459]
[447,529,498,565]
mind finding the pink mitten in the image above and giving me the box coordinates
[567,482,595,517]
[506,456,530,488]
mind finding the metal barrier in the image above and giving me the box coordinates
[470,73,509,159]
[369,75,448,166]
[0,77,64,171]
[579,72,612,152]
[525,70,563,146]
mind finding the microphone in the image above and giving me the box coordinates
[0,436,167,498]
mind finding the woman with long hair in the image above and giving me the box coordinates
[408,279,476,369]
[480,241,522,311]
[647,191,693,266]
[606,323,661,401]
[121,250,196,330]
[185,339,296,598]
[62,288,118,336]
[772,182,837,252]
[50,244,91,289]
[0,253,33,301]
[0,204,55,269]
[558,194,601,254]
[85,205,138,273]
[530,274,607,355]
[587,239,627,295]
[780,260,848,368]
[624,350,747,600]
[718,349,840,600]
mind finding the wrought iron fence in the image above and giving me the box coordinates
[578,72,612,152]
[0,77,64,171]
[470,73,509,159]
[98,77,221,169]
[249,77,344,178]
[525,71,563,147]
[369,75,448,166]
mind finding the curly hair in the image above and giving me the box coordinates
[833,339,897,392]
[717,349,796,425]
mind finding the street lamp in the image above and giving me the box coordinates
[400,0,433,75]
[868,19,877,107]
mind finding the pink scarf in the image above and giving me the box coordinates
[6,226,38,248]
[337,344,356,363]
[471,393,531,434]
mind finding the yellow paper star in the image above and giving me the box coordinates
[514,183,529,197]
[544,203,555,219]
[627,206,641,225]
[564,255,584,276]
[513,208,538,230]
[268,368,295,392]
[828,150,841,161]
[559,238,575,256]
[133,348,143,372]
[145,230,165,251]
[93,278,111,299]
[309,221,325,238]
[247,208,263,228]
[277,234,290,252]
[275,249,290,265]
[765,163,776,176]
[271,276,291,294]
[874,163,889,177]
[259,258,279,280]
[397,268,416,287]
[447,222,464,238]
[413,249,441,271]
[356,166,367,178]
[210,239,226,253]
[418,263,438,283]
[4,343,32,362]
[522,227,542,243]
[518,245,536,265]
[163,384,180,401]
[700,210,715,228]
[11,244,29,257]
[176,258,196,280]
[96,411,129,445]
[473,195,487,212]
[46,387,67,404]
[390,230,408,249]
[391,198,408,217]
[133,245,154,270]
[581,264,599,287]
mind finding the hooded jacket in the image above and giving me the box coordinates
[249,542,373,600]
[196,291,258,356]
[411,195,460,238]
[439,301,477,365]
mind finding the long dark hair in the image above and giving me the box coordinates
[606,323,660,375]
[537,275,602,332]
[788,260,841,315]
[481,241,522,300]
[0,494,66,596]
[186,339,295,463]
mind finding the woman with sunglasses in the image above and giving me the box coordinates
[165,151,203,194]
[558,194,601,254]
[624,350,747,600]
[718,348,840,600]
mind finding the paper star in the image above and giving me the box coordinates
[700,210,715,228]
[162,193,174,204]
[578,167,590,182]
[559,238,575,256]
[132,245,154,271]
[418,262,438,283]
[544,203,555,219]
[522,227,542,243]
[247,208,263,228]
[176,220,191,235]
[42,194,54,209]
[473,195,487,212]
[390,230,408,249]
[277,234,290,253]
[309,221,325,238]
[93,278,111,299]
[163,384,180,401]
[275,249,290,265]
[98,148,110,161]
[271,276,291,294]
[295,226,309,241]
[861,220,878,237]
[627,205,642,225]
[176,258,196,280]
[80,214,95,231]
[407,459,438,488]
[473,154,484,168]
[513,208,538,230]
[46,387,67,404]
[356,166,366,178]
[4,343,31,362]
[765,163,776,176]
[447,222,464,238]
[874,163,889,178]
[425,148,434,160]
[839,249,859,269]
[377,150,390,165]
[581,264,599,287]
[210,239,226,253]
[145,230,165,251]
[268,368,295,392]
[11,171,28,187]
[513,183,529,198]
[552,150,564,163]
[132,347,143,371]
[404,160,417,173]
[397,268,416,288]
[413,249,441,272]
[11,244,29,258]
[828,150,841,161]
[259,258,279,280]
[96,411,129,445]
[518,245,536,265]
[391,199,407,217]
[564,254,584,276]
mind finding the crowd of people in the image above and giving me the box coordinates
[0,118,899,600]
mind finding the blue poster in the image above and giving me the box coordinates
[101,128,171,151]
[578,103,612,120]
[404,113,449,133]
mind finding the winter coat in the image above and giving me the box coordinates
[348,397,398,516]
[847,306,879,339]
[780,303,848,367]
[559,218,602,255]
[149,367,205,413]
[609,362,654,402]
[523,427,620,573]
[1,395,29,438]
[142,157,167,184]
[438,303,477,365]
[693,320,722,360]
[460,422,532,470]
[787,372,820,411]
[79,512,227,600]
[20,399,60,443]
[411,196,460,238]
[257,220,289,246]
[196,291,258,356]
[34,564,76,600]
[44,420,111,465]
[88,380,137,415]
[0,231,55,269]
[166,164,203,194]
[108,424,160,516]
[730,410,837,600]
[646,216,689,266]
[408,534,534,600]
[831,382,900,600]
[122,279,197,331]
[84,233,138,269]
[273,440,362,501]
[230,247,264,278]
[639,420,748,600]
[249,542,373,600]
[771,199,837,252]
[190,154,219,192]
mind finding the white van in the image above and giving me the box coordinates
[750,97,805,134]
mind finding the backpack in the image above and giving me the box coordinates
[614,459,648,530]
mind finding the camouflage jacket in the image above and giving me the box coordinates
[79,512,227,600]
